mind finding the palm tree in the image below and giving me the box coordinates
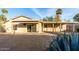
[1,8,8,14]
[55,8,62,22]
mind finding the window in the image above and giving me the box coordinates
[23,23,26,27]
[13,25,17,30]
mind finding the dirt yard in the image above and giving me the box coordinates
[0,33,56,51]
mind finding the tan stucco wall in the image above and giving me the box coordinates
[36,23,39,32]
[36,22,42,33]
[15,27,27,33]
[43,28,53,32]
[4,21,13,33]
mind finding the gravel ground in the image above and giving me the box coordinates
[0,33,56,51]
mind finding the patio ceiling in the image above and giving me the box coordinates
[41,21,79,24]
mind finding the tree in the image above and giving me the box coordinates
[43,16,53,21]
[1,9,8,22]
[0,9,8,32]
[1,9,8,14]
[56,8,62,14]
[55,8,62,22]
[43,18,47,21]
[47,16,53,21]
[73,13,79,22]
[0,15,6,32]
[0,15,6,22]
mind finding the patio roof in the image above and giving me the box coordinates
[41,21,79,24]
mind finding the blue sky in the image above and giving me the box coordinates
[0,8,79,21]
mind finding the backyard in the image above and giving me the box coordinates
[0,33,56,51]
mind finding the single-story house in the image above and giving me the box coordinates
[4,16,79,33]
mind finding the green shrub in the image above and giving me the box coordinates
[48,32,79,51]
[0,24,5,32]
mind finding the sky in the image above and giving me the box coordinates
[0,8,79,21]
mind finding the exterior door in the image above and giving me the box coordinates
[27,24,36,32]
[27,25,31,32]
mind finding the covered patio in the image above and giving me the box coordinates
[42,21,79,32]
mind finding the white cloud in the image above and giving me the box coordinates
[31,8,43,18]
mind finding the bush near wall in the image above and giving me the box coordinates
[0,24,5,32]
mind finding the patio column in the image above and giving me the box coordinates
[54,23,56,32]
[60,23,62,32]
[52,24,54,32]
[38,22,42,33]
[26,24,27,32]
[72,23,75,32]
